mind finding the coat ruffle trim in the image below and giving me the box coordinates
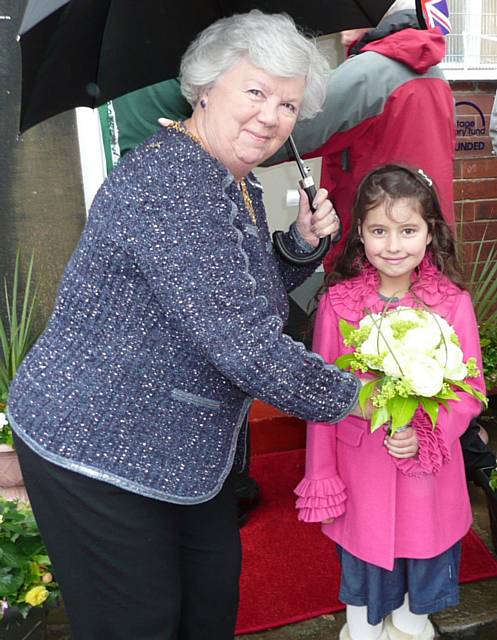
[393,409,451,477]
[327,255,461,321]
[294,475,347,522]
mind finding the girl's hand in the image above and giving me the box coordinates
[384,426,419,459]
[295,187,340,248]
[322,517,334,524]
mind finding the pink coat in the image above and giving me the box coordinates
[295,258,486,570]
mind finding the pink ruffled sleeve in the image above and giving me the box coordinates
[294,294,349,522]
[295,459,347,522]
[392,409,451,477]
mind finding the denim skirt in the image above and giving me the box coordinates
[336,542,462,625]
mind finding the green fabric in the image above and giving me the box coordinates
[99,78,192,172]
[98,104,117,173]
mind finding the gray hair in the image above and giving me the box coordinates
[384,0,416,17]
[180,10,330,120]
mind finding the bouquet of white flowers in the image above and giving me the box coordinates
[336,306,487,434]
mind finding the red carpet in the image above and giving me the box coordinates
[248,401,306,455]
[235,448,497,635]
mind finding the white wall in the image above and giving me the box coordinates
[253,157,323,234]
[75,107,107,214]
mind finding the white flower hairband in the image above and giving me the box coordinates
[417,168,433,187]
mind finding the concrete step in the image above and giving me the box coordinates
[236,577,497,639]
[433,579,497,639]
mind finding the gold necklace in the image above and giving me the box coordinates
[167,120,203,147]
[168,121,256,226]
[240,179,257,226]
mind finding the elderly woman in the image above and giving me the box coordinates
[8,10,365,640]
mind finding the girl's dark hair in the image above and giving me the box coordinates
[324,163,465,291]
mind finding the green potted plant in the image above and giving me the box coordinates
[0,257,62,635]
[479,324,497,394]
[0,497,60,633]
[464,227,497,389]
[0,253,39,499]
[464,229,497,552]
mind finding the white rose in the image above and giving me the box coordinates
[383,349,410,377]
[359,321,396,356]
[401,326,440,352]
[427,313,455,342]
[383,308,433,353]
[0,412,7,429]
[405,354,445,396]
[446,362,468,381]
[434,341,467,380]
[359,313,381,328]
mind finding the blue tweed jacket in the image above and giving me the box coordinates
[8,127,360,504]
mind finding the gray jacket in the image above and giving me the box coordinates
[8,127,360,504]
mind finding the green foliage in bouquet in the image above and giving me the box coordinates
[0,253,39,446]
[0,498,60,619]
[335,306,487,434]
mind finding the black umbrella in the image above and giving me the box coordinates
[19,0,397,134]
[18,0,397,265]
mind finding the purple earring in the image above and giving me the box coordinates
[200,99,207,108]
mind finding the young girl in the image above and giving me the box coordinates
[295,165,486,640]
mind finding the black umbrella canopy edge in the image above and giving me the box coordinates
[19,0,406,133]
[227,0,396,34]
[19,0,224,133]
[19,0,113,132]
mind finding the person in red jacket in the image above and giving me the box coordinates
[265,0,456,273]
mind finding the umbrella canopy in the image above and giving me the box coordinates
[18,0,397,133]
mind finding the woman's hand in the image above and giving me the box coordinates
[158,117,174,128]
[384,426,419,459]
[349,400,373,420]
[295,187,340,248]
[348,377,374,420]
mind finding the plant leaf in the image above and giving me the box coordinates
[434,387,460,402]
[358,379,379,412]
[419,397,440,428]
[371,405,390,432]
[449,380,488,406]
[335,354,355,369]
[388,395,419,431]
[338,319,355,342]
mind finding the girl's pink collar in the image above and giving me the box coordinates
[327,255,460,321]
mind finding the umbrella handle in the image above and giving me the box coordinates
[273,230,331,265]
[273,177,341,266]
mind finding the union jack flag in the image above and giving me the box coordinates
[418,0,452,35]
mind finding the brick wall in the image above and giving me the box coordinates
[452,81,497,273]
